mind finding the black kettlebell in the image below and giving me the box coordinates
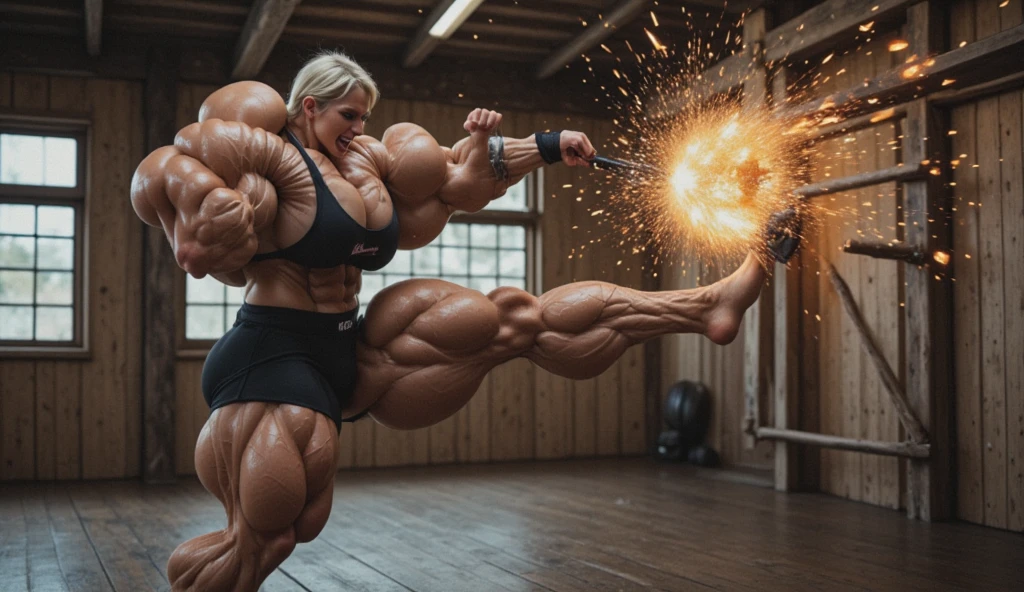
[662,381,711,450]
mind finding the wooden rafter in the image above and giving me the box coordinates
[404,0,485,69]
[85,0,103,56]
[535,0,651,80]
[232,0,303,80]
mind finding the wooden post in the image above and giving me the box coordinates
[769,62,803,492]
[643,245,662,454]
[902,1,953,521]
[142,47,179,484]
[741,8,774,458]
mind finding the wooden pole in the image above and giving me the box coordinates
[795,164,929,199]
[808,106,907,142]
[754,427,930,459]
[827,264,930,445]
[902,1,953,522]
[142,46,178,484]
[842,240,926,264]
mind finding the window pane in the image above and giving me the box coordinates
[0,236,35,268]
[469,248,497,275]
[499,225,526,248]
[1,134,44,185]
[225,286,245,305]
[487,177,528,212]
[468,277,499,294]
[387,250,412,274]
[36,272,73,305]
[439,224,469,246]
[36,238,74,270]
[186,275,225,304]
[499,250,526,277]
[0,305,33,339]
[186,305,225,339]
[470,224,497,247]
[361,273,384,292]
[413,246,441,275]
[43,137,78,187]
[0,270,34,304]
[441,247,469,275]
[0,204,36,235]
[503,278,526,291]
[37,206,75,237]
[35,307,73,340]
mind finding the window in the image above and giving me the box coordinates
[183,275,245,341]
[182,172,542,344]
[0,127,86,348]
[359,172,541,315]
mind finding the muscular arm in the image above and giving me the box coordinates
[130,119,295,278]
[373,111,593,249]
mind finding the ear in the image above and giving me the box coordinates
[302,96,317,119]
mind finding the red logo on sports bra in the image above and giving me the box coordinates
[351,243,378,256]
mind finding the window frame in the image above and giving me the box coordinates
[177,170,545,355]
[0,117,90,358]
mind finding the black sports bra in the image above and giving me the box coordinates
[250,130,400,271]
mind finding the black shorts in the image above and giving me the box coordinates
[202,303,360,430]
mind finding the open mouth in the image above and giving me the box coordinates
[336,137,352,152]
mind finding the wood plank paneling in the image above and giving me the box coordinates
[1,362,36,480]
[34,362,56,481]
[997,0,1024,539]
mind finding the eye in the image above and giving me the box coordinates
[341,111,355,121]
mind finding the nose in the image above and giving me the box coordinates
[352,120,364,136]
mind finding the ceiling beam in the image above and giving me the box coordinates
[535,0,651,80]
[232,0,303,80]
[85,0,103,56]
[404,0,486,68]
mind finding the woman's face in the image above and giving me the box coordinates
[304,86,370,160]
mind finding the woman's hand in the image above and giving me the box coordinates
[463,108,503,136]
[560,131,596,166]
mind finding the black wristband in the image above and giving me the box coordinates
[535,131,562,164]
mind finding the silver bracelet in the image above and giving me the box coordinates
[488,135,509,181]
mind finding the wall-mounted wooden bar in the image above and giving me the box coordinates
[753,427,931,459]
[827,264,930,445]
[842,240,926,265]
[808,106,907,142]
[795,164,928,199]
[780,23,1024,121]
[929,70,1024,108]
[764,0,916,64]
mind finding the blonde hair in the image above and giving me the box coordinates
[285,50,379,120]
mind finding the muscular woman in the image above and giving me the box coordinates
[131,50,785,591]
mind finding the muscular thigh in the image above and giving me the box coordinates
[195,402,338,535]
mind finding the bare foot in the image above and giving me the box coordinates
[703,252,767,345]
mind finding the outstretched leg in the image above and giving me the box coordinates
[167,402,337,592]
[350,252,766,430]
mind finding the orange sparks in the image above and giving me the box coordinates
[650,11,659,26]
[645,28,667,52]
[902,65,921,79]
[1000,0,1010,7]
[933,251,951,265]
[942,78,956,86]
[870,108,897,123]
[822,52,835,64]
[888,39,909,52]
[859,21,875,32]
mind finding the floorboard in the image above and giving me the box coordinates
[0,459,1021,591]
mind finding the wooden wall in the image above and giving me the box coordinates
[801,32,906,509]
[948,0,1024,533]
[0,73,144,481]
[169,85,648,475]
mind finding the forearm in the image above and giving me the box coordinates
[501,135,547,179]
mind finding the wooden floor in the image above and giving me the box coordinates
[1,459,1021,592]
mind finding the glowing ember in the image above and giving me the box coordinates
[888,39,909,52]
[933,251,950,265]
[859,21,875,32]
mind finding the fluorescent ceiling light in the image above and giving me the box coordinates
[428,0,486,39]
